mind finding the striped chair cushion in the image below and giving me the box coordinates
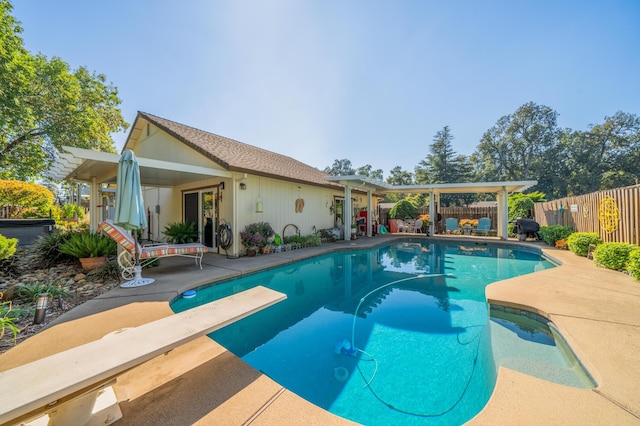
[98,220,140,254]
[140,246,168,259]
[166,244,208,255]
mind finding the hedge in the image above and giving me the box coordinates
[593,242,636,271]
[566,232,602,257]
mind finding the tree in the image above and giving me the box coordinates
[0,1,128,180]
[388,199,417,220]
[415,126,469,184]
[355,164,384,181]
[0,179,54,218]
[563,112,640,194]
[415,125,474,206]
[384,166,413,203]
[324,159,355,176]
[475,102,559,183]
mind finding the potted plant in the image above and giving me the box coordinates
[59,230,117,270]
[240,222,274,256]
[459,218,478,235]
[164,221,198,243]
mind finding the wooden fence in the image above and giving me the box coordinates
[533,184,640,245]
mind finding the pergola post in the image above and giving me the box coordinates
[367,190,373,237]
[497,187,509,240]
[344,185,352,241]
[428,191,435,236]
[89,177,100,232]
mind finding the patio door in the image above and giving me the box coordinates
[183,188,219,248]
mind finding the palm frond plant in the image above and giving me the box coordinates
[164,222,198,244]
[59,231,117,258]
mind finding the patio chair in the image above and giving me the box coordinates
[445,218,458,234]
[98,220,208,280]
[388,219,404,233]
[408,219,423,233]
[474,217,491,236]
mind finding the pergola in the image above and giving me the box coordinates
[47,146,231,231]
[324,176,538,240]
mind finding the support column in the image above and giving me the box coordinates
[344,185,352,241]
[428,192,435,236]
[367,190,373,237]
[89,177,99,232]
[497,187,509,240]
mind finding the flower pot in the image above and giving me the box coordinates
[79,256,107,271]
[246,249,257,257]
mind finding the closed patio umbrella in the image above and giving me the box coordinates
[114,149,155,287]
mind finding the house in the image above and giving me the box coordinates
[48,112,379,256]
[48,112,538,249]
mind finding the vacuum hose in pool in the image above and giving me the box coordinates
[344,273,485,419]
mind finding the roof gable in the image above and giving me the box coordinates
[132,112,338,188]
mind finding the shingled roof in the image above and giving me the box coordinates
[135,112,340,189]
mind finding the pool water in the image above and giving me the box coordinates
[171,240,591,425]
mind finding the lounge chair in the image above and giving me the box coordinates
[474,217,491,236]
[98,220,208,280]
[445,218,458,234]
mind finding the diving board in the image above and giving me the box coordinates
[0,286,286,425]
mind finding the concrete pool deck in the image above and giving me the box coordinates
[1,235,639,424]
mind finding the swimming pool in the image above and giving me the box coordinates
[171,240,591,425]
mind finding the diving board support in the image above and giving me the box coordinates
[0,286,286,426]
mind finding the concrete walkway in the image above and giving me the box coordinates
[1,235,639,425]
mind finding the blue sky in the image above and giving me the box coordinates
[12,1,640,178]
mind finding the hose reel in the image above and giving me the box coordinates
[216,222,233,257]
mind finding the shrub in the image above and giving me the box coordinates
[59,230,117,258]
[32,232,76,268]
[0,300,21,343]
[55,220,89,233]
[627,248,640,281]
[240,222,274,249]
[566,232,602,257]
[87,260,122,281]
[282,234,320,246]
[0,234,17,261]
[389,200,417,220]
[539,225,574,247]
[15,281,70,303]
[555,239,568,250]
[508,195,534,221]
[164,222,198,244]
[60,203,85,220]
[593,242,636,271]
